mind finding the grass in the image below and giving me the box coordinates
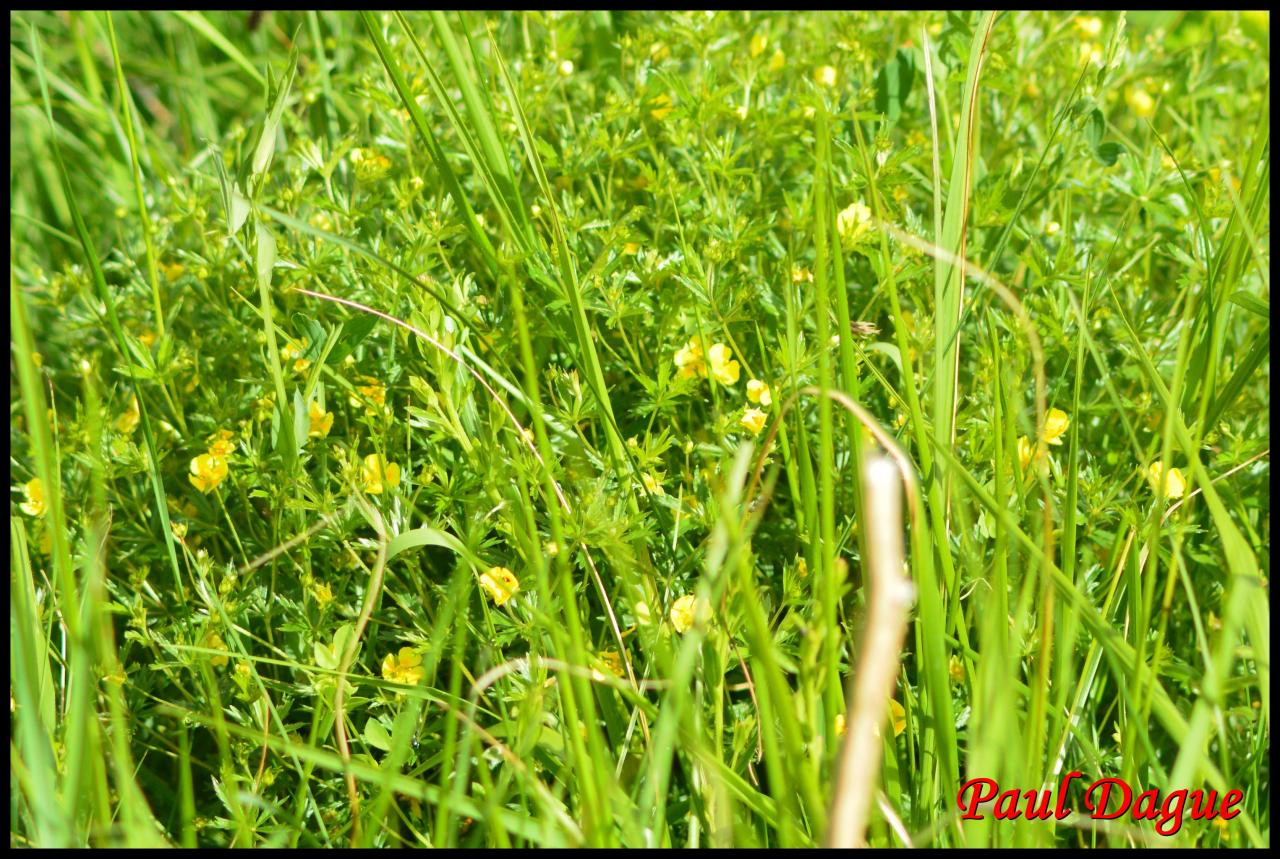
[9,10,1270,848]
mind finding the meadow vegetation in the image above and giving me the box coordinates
[9,10,1270,848]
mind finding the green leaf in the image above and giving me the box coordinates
[875,48,916,123]
[363,718,393,752]
[1229,290,1269,318]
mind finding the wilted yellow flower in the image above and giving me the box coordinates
[749,33,768,58]
[189,454,228,494]
[204,631,229,667]
[889,698,906,737]
[815,65,838,87]
[361,454,401,494]
[381,647,424,685]
[351,148,392,183]
[746,379,772,407]
[1126,87,1155,119]
[20,477,47,518]
[649,93,675,121]
[1074,16,1103,38]
[479,566,520,606]
[308,401,334,438]
[116,396,141,434]
[674,336,705,380]
[768,49,786,73]
[1043,408,1070,445]
[207,429,236,457]
[837,201,873,246]
[1147,461,1187,499]
[641,472,666,496]
[707,342,740,386]
[670,593,698,633]
[740,408,768,435]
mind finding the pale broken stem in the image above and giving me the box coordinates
[335,495,388,843]
[294,287,649,744]
[827,455,914,849]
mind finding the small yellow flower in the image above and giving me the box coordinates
[189,454,228,494]
[622,241,640,255]
[674,336,706,380]
[649,42,670,63]
[815,65,838,88]
[837,201,874,246]
[670,593,698,633]
[1147,462,1187,499]
[749,33,768,58]
[740,408,768,435]
[116,396,141,434]
[948,654,965,683]
[351,377,387,412]
[707,342,740,386]
[20,478,47,518]
[1074,16,1103,39]
[768,49,786,73]
[207,429,236,458]
[641,472,666,496]
[137,330,157,349]
[204,631,229,667]
[1017,436,1039,471]
[791,265,813,284]
[889,698,906,737]
[308,401,334,438]
[350,148,392,183]
[599,650,624,677]
[381,647,424,685]
[161,261,185,282]
[361,454,401,494]
[746,379,772,407]
[479,566,520,606]
[312,582,333,606]
[1125,87,1156,119]
[649,93,675,121]
[1042,408,1070,445]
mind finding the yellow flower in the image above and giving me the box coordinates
[834,713,846,737]
[707,342,740,386]
[649,93,675,121]
[599,650,624,677]
[189,454,228,494]
[889,698,906,737]
[204,631,229,667]
[312,582,333,606]
[20,477,47,518]
[350,148,392,183]
[674,336,706,379]
[1017,436,1039,471]
[740,408,767,435]
[161,261,185,282]
[641,472,666,496]
[361,454,401,494]
[1125,87,1155,119]
[746,379,772,407]
[381,647,424,685]
[1074,16,1103,38]
[308,401,334,438]
[768,49,786,73]
[479,566,520,606]
[137,330,157,348]
[837,201,873,246]
[649,42,670,63]
[623,241,640,255]
[1147,462,1186,499]
[1042,408,1070,445]
[791,265,813,284]
[670,593,698,633]
[749,33,768,58]
[207,429,236,458]
[116,396,140,434]
[351,376,387,412]
[814,65,838,88]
